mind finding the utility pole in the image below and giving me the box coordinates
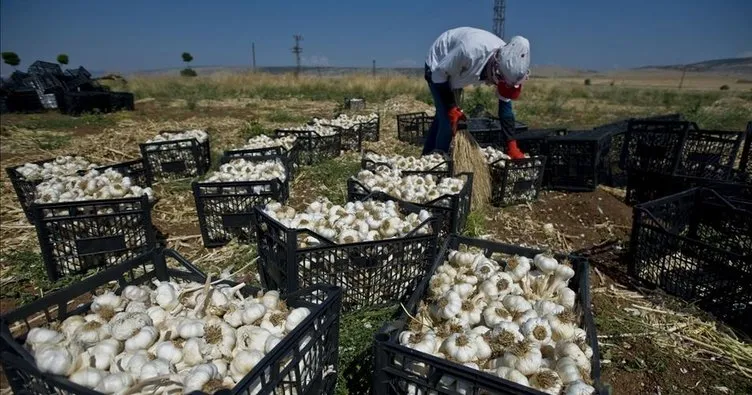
[251,42,256,71]
[292,34,303,78]
[372,60,376,76]
[678,66,687,89]
[493,0,506,40]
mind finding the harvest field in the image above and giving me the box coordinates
[1,70,751,394]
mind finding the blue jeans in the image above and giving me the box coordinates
[422,66,452,155]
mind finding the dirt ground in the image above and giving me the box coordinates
[0,95,750,395]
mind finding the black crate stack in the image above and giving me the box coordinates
[0,60,134,116]
[621,120,749,205]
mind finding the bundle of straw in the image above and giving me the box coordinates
[452,129,491,209]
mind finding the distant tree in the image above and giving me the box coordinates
[57,54,69,66]
[720,84,730,91]
[584,78,592,86]
[181,52,194,68]
[1,52,21,69]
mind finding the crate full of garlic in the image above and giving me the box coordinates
[31,168,157,281]
[6,155,99,221]
[139,130,212,183]
[361,150,453,179]
[253,196,440,312]
[481,146,548,207]
[192,155,291,248]
[223,134,301,179]
[373,235,604,395]
[347,169,473,236]
[309,113,380,151]
[274,128,342,166]
[0,247,343,395]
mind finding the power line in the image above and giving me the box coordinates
[292,34,303,77]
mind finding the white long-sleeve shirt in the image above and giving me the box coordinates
[425,27,505,90]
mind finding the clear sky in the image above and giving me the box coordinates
[1,0,750,75]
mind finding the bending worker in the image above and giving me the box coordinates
[422,26,530,159]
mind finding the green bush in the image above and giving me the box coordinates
[720,85,730,91]
[584,78,592,86]
[180,68,197,77]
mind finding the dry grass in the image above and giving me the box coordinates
[451,130,491,209]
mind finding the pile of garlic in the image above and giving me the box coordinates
[353,169,466,204]
[364,152,449,172]
[283,124,338,137]
[14,156,98,182]
[25,281,314,394]
[481,146,514,166]
[34,168,155,204]
[262,197,432,247]
[399,250,595,395]
[146,129,209,144]
[203,159,286,183]
[240,135,297,152]
[311,113,378,130]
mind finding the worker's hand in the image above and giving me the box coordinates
[448,106,467,136]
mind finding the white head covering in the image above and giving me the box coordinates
[496,36,530,85]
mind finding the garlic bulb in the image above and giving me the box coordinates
[441,333,477,363]
[229,350,264,382]
[26,327,64,350]
[284,307,310,333]
[565,380,596,395]
[494,366,529,386]
[95,372,134,393]
[69,367,106,389]
[34,345,78,375]
[529,369,563,395]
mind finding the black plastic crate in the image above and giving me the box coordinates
[347,173,473,236]
[62,91,112,116]
[140,132,212,183]
[544,130,612,191]
[109,91,135,111]
[224,142,302,180]
[193,154,291,248]
[6,156,97,222]
[5,89,44,113]
[360,149,453,179]
[373,235,605,395]
[253,197,440,312]
[514,128,569,156]
[675,127,744,179]
[31,195,156,281]
[629,188,752,334]
[620,120,692,175]
[396,112,434,145]
[27,60,64,76]
[739,122,752,183]
[317,115,380,152]
[275,129,341,166]
[625,170,752,206]
[0,247,343,395]
[489,155,547,207]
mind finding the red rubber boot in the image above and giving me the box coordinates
[507,140,526,160]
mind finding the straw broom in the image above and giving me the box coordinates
[452,124,491,210]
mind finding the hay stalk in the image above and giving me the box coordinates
[452,130,491,209]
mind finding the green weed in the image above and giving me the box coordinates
[335,306,397,395]
[299,156,361,204]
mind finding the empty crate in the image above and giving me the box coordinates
[396,112,433,145]
[544,130,613,191]
[629,188,751,334]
